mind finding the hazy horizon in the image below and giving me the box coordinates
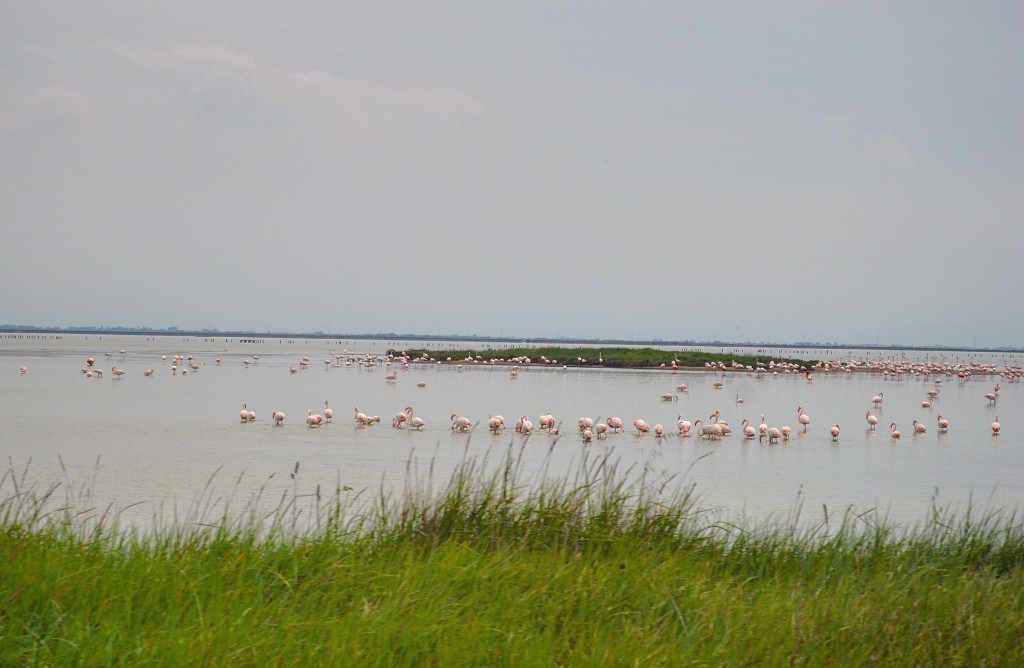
[3,3,1021,349]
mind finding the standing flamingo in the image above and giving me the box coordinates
[354,406,369,426]
[677,415,692,436]
[890,422,901,439]
[451,413,472,432]
[405,406,426,430]
[831,424,841,442]
[241,403,250,423]
[742,418,757,439]
[516,416,533,434]
[871,393,883,407]
[324,401,334,423]
[606,417,624,432]
[633,418,650,434]
[992,416,1000,435]
[866,411,878,430]
[272,411,285,426]
[111,366,126,379]
[797,406,811,431]
[912,419,927,434]
[781,426,791,441]
[937,415,949,432]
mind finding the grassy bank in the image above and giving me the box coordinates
[2,450,1022,666]
[406,346,816,370]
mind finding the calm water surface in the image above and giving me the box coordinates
[2,333,1020,530]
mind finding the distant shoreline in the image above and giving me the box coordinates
[0,326,1019,355]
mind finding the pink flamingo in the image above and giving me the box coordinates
[606,417,624,433]
[831,424,841,442]
[595,423,609,438]
[866,411,878,430]
[241,403,251,423]
[539,413,555,431]
[742,418,757,439]
[992,416,1000,435]
[354,406,369,426]
[516,416,533,433]
[324,401,334,423]
[797,406,811,431]
[890,422,901,439]
[272,411,285,426]
[111,366,126,379]
[677,415,692,436]
[937,415,949,432]
[782,426,791,441]
[405,407,426,430]
[654,423,665,437]
[451,413,472,432]
[912,419,927,434]
[633,418,650,434]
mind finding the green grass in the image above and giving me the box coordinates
[2,448,1022,666]
[406,346,816,369]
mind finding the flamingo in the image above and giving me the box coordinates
[781,425,791,441]
[912,419,927,434]
[385,372,398,383]
[984,392,998,405]
[354,406,369,426]
[393,411,408,428]
[677,415,692,436]
[797,406,811,431]
[111,366,126,379]
[488,415,503,434]
[606,417,624,432]
[742,418,757,439]
[306,410,323,427]
[516,416,533,434]
[405,406,426,430]
[866,411,878,429]
[710,410,731,435]
[654,423,665,437]
[937,415,949,432]
[696,420,722,440]
[890,422,901,439]
[143,369,154,377]
[736,394,744,405]
[992,416,1000,435]
[660,393,678,402]
[831,424,841,442]
[577,417,594,432]
[241,403,251,423]
[324,401,334,423]
[595,423,609,438]
[758,415,768,439]
[539,413,555,430]
[633,418,650,434]
[451,413,472,432]
[272,410,285,426]
[872,393,883,407]
[676,383,689,392]
[767,427,782,444]
[921,398,932,408]
[582,428,593,443]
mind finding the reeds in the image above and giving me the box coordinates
[3,443,1023,665]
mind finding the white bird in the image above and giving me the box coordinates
[871,393,883,407]
[272,411,286,426]
[111,366,127,379]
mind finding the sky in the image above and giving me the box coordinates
[2,2,1022,348]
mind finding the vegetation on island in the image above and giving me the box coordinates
[403,346,817,369]
[2,448,1022,665]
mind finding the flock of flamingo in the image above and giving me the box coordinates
[15,347,1012,441]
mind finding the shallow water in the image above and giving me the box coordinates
[2,333,1020,530]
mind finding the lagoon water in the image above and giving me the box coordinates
[2,332,1021,532]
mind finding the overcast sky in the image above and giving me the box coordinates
[2,2,1021,347]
